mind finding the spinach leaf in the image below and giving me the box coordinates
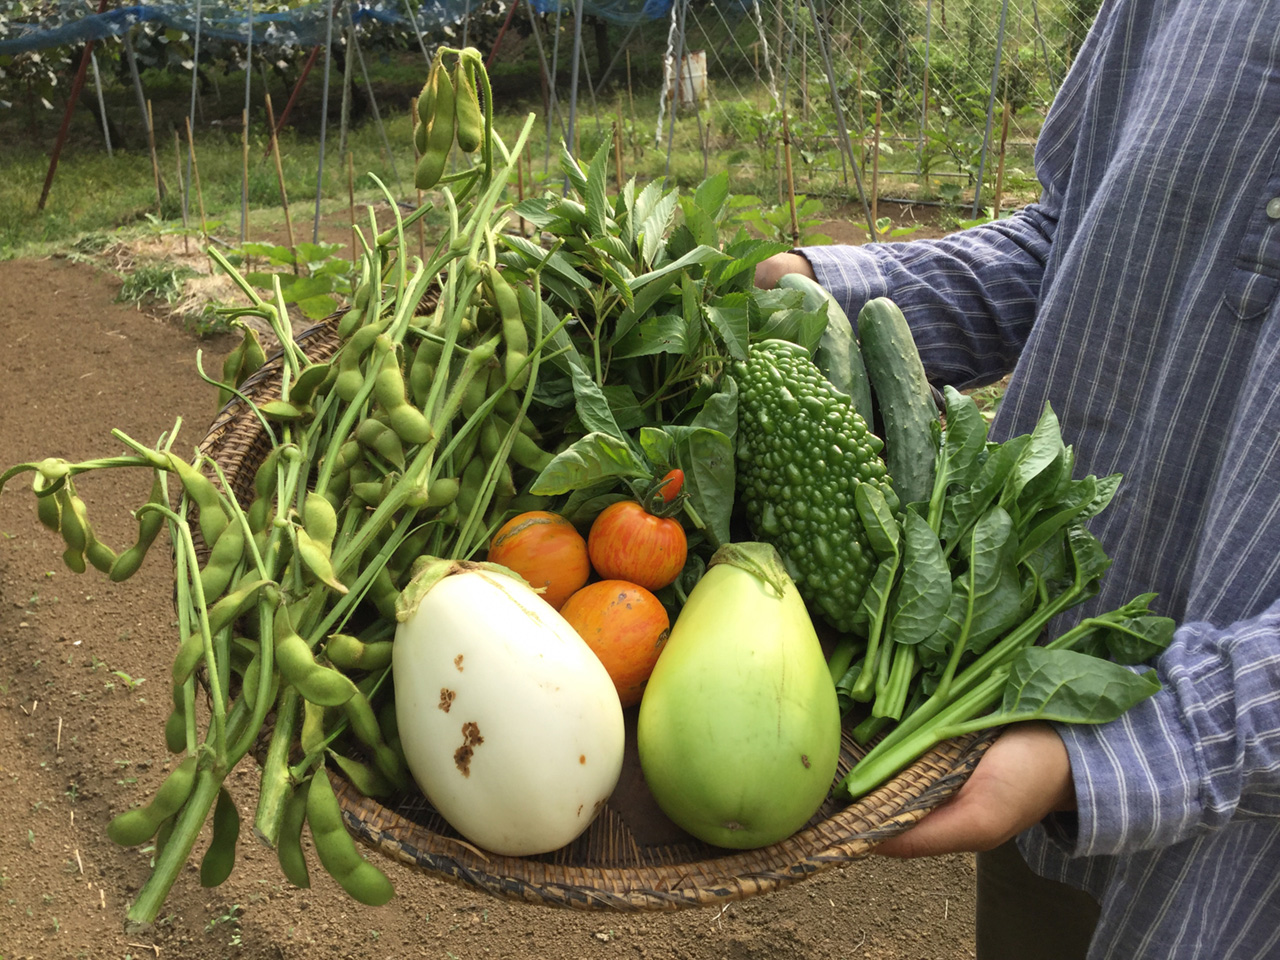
[985,647,1161,726]
[887,511,951,646]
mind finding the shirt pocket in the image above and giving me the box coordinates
[1223,179,1280,321]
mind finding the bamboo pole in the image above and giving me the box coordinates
[146,100,165,215]
[264,94,297,272]
[626,49,639,160]
[347,151,358,265]
[614,109,625,190]
[241,107,250,245]
[871,98,882,237]
[185,117,209,243]
[172,129,189,254]
[992,98,1012,218]
[780,106,799,248]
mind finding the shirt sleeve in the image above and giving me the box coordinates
[1055,597,1280,856]
[797,200,1059,390]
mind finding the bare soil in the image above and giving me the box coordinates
[0,251,977,960]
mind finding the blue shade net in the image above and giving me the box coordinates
[0,0,762,57]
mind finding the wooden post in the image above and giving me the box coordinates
[992,98,1012,218]
[146,100,165,215]
[348,152,358,265]
[172,129,189,254]
[613,113,625,190]
[871,98,882,237]
[35,0,109,211]
[780,106,799,248]
[241,107,250,245]
[626,49,639,160]
[185,117,208,243]
[264,94,296,271]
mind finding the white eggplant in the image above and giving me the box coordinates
[393,560,625,856]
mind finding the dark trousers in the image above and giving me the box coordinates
[976,839,1102,960]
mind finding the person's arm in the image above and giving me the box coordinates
[874,597,1280,859]
[756,201,1060,389]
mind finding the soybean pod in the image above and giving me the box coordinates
[199,787,241,888]
[306,770,394,906]
[107,757,199,847]
[272,604,358,708]
[110,475,167,582]
[276,780,311,889]
[484,264,529,390]
[414,64,456,191]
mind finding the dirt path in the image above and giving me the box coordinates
[0,256,977,960]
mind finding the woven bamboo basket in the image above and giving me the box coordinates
[199,313,997,911]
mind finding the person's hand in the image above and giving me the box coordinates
[872,721,1076,858]
[754,252,816,289]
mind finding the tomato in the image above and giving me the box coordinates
[487,511,590,610]
[560,580,671,708]
[655,468,685,505]
[587,501,687,591]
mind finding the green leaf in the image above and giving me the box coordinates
[512,197,558,228]
[628,244,727,292]
[569,364,624,439]
[704,302,750,361]
[529,432,650,496]
[642,421,736,549]
[503,234,591,290]
[680,274,704,358]
[991,647,1161,725]
[558,141,589,196]
[611,314,687,360]
[584,137,612,238]
[612,278,679,346]
[693,171,730,220]
[854,483,900,561]
[888,511,951,646]
[638,187,680,268]
[297,294,339,320]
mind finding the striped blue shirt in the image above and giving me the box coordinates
[800,2,1280,956]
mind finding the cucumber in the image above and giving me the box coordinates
[777,273,875,426]
[857,297,940,506]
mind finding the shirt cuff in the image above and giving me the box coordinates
[795,244,892,324]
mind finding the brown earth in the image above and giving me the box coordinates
[0,250,978,960]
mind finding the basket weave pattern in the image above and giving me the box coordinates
[199,314,996,911]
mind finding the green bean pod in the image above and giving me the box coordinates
[453,59,484,154]
[273,605,358,707]
[306,770,394,906]
[166,454,229,548]
[199,518,246,603]
[408,337,444,409]
[325,633,393,672]
[354,418,406,470]
[300,698,326,757]
[334,323,384,402]
[107,757,199,847]
[366,565,400,621]
[164,684,188,754]
[296,527,349,595]
[291,362,333,407]
[414,64,456,192]
[32,473,61,532]
[205,578,273,638]
[329,752,394,798]
[199,787,241,888]
[172,630,205,687]
[85,535,118,576]
[55,488,88,573]
[277,780,312,889]
[109,475,167,582]
[485,265,528,390]
[303,491,339,549]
